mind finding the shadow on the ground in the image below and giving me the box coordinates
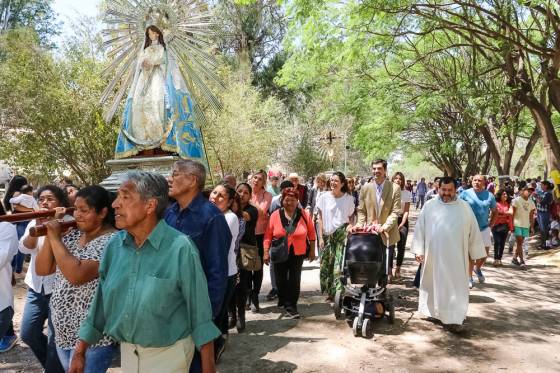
[219,323,319,373]
[301,265,320,271]
[468,294,495,303]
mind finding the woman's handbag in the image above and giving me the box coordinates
[270,209,302,264]
[270,236,289,264]
[239,243,262,271]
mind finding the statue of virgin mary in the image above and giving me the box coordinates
[114,25,205,160]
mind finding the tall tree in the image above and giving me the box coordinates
[365,0,560,172]
[0,0,59,45]
[0,27,119,184]
[213,0,286,79]
[203,68,287,177]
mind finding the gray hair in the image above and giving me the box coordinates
[173,159,206,191]
[121,171,169,218]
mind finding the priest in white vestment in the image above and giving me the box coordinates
[411,177,486,330]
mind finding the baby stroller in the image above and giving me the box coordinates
[333,232,395,338]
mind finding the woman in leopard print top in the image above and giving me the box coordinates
[36,186,118,373]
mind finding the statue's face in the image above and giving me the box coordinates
[148,28,159,41]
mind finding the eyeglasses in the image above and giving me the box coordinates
[170,170,191,179]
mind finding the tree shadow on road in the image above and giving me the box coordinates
[219,318,322,373]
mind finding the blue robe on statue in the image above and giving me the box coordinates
[114,44,206,162]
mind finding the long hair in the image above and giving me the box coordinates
[3,175,28,212]
[332,171,350,194]
[144,25,166,50]
[495,189,512,204]
[217,182,241,217]
[76,185,116,227]
[391,172,406,190]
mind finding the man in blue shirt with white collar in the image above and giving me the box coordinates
[164,160,231,371]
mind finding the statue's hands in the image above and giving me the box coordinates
[142,59,152,70]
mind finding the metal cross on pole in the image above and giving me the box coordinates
[321,131,343,170]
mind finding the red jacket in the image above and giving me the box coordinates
[264,209,316,256]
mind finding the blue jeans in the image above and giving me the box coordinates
[11,221,29,273]
[537,211,551,245]
[0,306,15,338]
[56,344,117,373]
[20,288,64,372]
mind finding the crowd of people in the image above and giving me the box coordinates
[0,160,558,372]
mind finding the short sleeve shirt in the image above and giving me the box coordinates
[400,190,412,214]
[460,189,497,230]
[317,192,355,235]
[512,197,536,228]
[50,229,114,349]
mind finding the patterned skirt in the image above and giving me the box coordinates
[320,225,348,298]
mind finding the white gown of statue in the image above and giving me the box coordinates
[411,197,486,324]
[130,41,166,145]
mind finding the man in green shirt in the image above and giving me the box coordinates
[69,171,220,373]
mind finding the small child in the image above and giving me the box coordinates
[546,218,560,249]
[9,185,39,211]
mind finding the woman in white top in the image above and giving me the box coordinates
[391,172,411,279]
[316,172,355,301]
[209,182,241,361]
[18,185,70,371]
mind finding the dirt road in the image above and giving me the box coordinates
[2,211,559,372]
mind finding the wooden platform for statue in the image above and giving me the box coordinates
[100,155,179,191]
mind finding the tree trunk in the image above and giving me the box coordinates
[524,97,560,172]
[513,125,540,176]
[481,150,492,175]
[479,125,504,175]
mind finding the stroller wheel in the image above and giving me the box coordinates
[352,317,360,337]
[361,318,374,339]
[387,295,395,324]
[334,290,343,320]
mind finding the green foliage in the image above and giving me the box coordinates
[0,27,119,184]
[278,0,546,176]
[213,0,285,74]
[203,68,287,177]
[0,0,59,46]
[287,135,331,177]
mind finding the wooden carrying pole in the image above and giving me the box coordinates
[30,220,77,237]
[0,208,75,223]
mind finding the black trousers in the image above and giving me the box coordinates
[492,225,509,260]
[0,306,14,338]
[396,216,409,267]
[217,275,236,334]
[237,269,252,309]
[274,250,305,313]
[246,235,264,302]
